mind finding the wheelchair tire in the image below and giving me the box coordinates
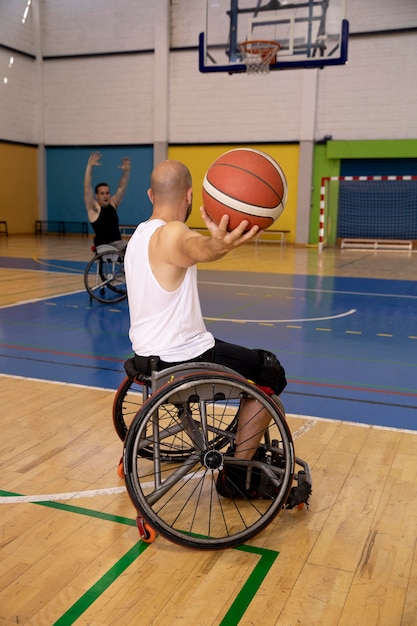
[124,370,295,550]
[113,376,147,441]
[84,251,127,304]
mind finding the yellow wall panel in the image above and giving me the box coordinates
[0,143,38,234]
[168,144,298,242]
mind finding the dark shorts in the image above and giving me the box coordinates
[135,339,265,385]
[134,338,286,395]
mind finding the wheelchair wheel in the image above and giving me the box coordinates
[124,370,295,550]
[114,375,238,461]
[113,376,148,441]
[84,251,127,304]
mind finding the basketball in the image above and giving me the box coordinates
[202,148,287,231]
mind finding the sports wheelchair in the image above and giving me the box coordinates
[84,244,127,304]
[114,357,312,550]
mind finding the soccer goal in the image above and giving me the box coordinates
[318,175,417,252]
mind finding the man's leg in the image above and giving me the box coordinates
[234,398,271,460]
[216,398,271,498]
[210,339,284,460]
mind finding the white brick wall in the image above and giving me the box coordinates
[0,0,416,146]
[0,52,37,143]
[316,32,417,140]
[43,55,154,145]
[347,0,417,32]
[0,0,35,55]
[169,50,303,143]
[170,0,205,48]
[41,0,155,56]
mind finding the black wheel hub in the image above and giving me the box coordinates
[203,449,223,470]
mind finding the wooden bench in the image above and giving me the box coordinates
[255,229,290,247]
[339,238,413,251]
[190,226,290,247]
[35,220,64,235]
[35,220,89,236]
[119,224,137,236]
[62,221,89,235]
[0,220,8,236]
[189,227,209,235]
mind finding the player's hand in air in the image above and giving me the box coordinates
[88,151,102,167]
[118,157,131,171]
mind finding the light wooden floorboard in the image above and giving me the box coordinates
[0,236,416,625]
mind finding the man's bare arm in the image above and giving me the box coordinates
[161,208,260,268]
[112,157,131,207]
[84,151,101,216]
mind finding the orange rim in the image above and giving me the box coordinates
[239,40,281,63]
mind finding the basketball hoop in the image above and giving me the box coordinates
[239,40,281,75]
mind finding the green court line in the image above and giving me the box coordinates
[220,545,279,625]
[53,541,149,625]
[1,490,279,625]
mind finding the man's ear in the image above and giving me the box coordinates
[147,188,154,204]
[186,187,193,205]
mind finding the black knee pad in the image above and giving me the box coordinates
[257,349,287,395]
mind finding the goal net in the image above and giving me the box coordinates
[319,175,417,251]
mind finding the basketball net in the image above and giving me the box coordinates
[239,40,281,75]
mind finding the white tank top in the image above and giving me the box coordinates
[124,219,214,361]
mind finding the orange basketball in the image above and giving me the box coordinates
[202,148,287,231]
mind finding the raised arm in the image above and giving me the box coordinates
[112,157,131,208]
[84,151,102,219]
[158,207,260,269]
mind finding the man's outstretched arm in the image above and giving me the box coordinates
[161,208,260,268]
[112,157,131,207]
[84,151,102,219]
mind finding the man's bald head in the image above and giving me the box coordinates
[150,160,192,204]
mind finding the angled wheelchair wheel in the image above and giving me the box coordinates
[113,374,238,461]
[123,370,295,550]
[84,250,127,304]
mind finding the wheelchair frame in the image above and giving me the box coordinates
[84,244,127,304]
[116,359,312,550]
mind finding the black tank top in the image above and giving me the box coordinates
[91,204,121,246]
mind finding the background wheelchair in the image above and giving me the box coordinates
[115,357,312,550]
[84,244,127,304]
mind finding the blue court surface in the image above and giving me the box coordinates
[1,258,416,431]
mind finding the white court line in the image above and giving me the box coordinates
[0,288,86,309]
[0,486,127,504]
[291,419,317,440]
[3,372,417,436]
[200,280,417,300]
[2,414,415,506]
[204,308,356,324]
[0,372,119,393]
[33,258,85,274]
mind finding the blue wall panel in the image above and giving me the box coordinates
[46,146,154,231]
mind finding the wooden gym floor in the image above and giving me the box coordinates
[0,235,416,625]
